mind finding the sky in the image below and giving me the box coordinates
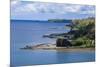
[11,0,95,20]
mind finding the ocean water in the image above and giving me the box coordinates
[10,20,95,67]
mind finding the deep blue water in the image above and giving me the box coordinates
[10,20,95,67]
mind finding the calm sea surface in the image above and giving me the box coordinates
[10,20,95,67]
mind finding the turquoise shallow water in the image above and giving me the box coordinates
[10,20,95,67]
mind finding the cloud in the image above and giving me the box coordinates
[11,0,18,5]
[11,1,95,19]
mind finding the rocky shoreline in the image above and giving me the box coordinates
[20,17,95,51]
[20,43,95,52]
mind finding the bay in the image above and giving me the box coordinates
[10,20,95,67]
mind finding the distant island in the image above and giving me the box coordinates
[48,19,72,23]
[20,17,95,51]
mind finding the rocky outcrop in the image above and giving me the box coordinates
[43,32,74,39]
[56,38,72,47]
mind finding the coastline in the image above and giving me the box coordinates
[20,44,95,52]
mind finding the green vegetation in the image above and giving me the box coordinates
[70,17,95,47]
